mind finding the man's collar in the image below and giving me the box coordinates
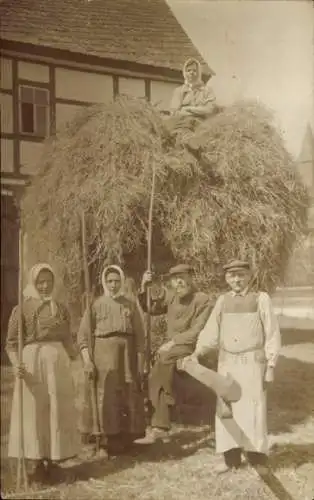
[176,287,195,302]
[230,287,249,297]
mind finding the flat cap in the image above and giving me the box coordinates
[168,264,193,276]
[223,259,250,272]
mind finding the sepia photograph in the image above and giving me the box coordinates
[0,0,313,498]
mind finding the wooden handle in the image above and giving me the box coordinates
[16,224,28,491]
[145,164,156,373]
[80,212,102,442]
[179,357,241,402]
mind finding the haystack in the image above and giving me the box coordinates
[21,96,309,308]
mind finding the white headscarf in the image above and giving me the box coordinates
[23,263,57,316]
[183,58,203,90]
[101,265,125,299]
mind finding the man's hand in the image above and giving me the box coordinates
[141,270,154,292]
[186,350,203,363]
[158,340,175,354]
[181,351,201,371]
[13,363,27,379]
[191,351,202,362]
[176,354,197,372]
[84,360,96,380]
[264,365,274,389]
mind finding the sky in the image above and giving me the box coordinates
[167,0,313,158]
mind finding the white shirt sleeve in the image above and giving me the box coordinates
[258,292,281,368]
[194,294,224,356]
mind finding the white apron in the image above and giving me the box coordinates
[8,342,80,461]
[215,293,268,454]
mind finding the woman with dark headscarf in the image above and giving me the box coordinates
[77,265,146,456]
[6,263,79,483]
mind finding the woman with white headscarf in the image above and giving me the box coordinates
[6,263,79,483]
[170,58,216,118]
[77,265,146,456]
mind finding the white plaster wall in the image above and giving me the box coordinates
[19,141,45,175]
[0,93,13,133]
[18,61,50,82]
[55,68,113,103]
[55,102,85,130]
[119,77,145,98]
[150,80,178,111]
[1,139,14,172]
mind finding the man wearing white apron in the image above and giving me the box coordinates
[193,259,281,474]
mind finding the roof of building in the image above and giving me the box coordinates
[0,0,214,77]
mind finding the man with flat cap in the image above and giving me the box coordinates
[139,264,212,442]
[192,259,281,474]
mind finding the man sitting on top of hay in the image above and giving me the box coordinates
[192,259,281,474]
[170,58,216,119]
[138,264,212,443]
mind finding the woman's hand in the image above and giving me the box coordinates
[137,353,145,378]
[13,363,27,379]
[84,360,96,380]
[178,107,193,116]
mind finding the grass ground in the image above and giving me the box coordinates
[1,327,314,500]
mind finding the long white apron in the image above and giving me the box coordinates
[215,308,268,454]
[8,342,80,461]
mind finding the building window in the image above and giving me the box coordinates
[19,85,49,137]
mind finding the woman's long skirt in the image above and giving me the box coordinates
[80,335,146,440]
[8,342,80,461]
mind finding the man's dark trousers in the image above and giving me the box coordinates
[149,343,193,429]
